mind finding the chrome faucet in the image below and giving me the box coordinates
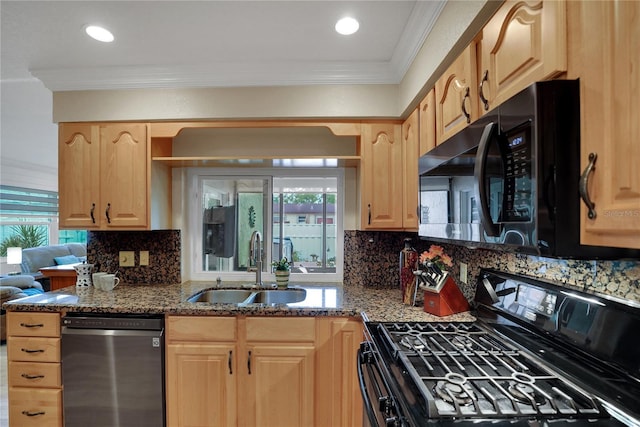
[248,231,263,287]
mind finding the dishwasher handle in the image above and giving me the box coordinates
[62,326,164,339]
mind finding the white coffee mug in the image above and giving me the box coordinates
[99,274,120,291]
[92,272,107,289]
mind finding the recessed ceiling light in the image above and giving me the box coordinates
[335,17,359,35]
[85,25,114,43]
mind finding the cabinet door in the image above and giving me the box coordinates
[419,88,436,156]
[315,318,363,427]
[241,345,315,427]
[435,43,478,144]
[402,109,419,230]
[59,124,101,229]
[360,123,403,229]
[478,0,567,113]
[166,343,237,427]
[567,0,640,249]
[100,123,149,228]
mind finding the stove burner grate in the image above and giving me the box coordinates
[376,322,610,420]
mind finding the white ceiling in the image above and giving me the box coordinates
[1,0,446,91]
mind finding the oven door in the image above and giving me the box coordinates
[357,342,404,427]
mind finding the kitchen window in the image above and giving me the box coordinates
[186,168,343,282]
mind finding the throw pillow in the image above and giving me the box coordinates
[54,255,80,265]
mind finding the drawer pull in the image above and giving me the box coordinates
[21,348,45,354]
[22,373,45,380]
[22,410,46,417]
[20,323,44,328]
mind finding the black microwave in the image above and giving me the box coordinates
[418,80,639,259]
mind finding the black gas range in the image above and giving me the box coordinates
[358,269,640,426]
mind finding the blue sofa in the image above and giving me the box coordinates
[21,243,87,288]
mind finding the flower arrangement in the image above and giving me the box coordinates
[419,245,453,271]
[271,257,291,271]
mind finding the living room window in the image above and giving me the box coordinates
[0,185,86,252]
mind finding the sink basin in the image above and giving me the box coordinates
[252,289,307,305]
[187,289,255,304]
[187,288,307,305]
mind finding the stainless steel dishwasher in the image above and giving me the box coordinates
[61,314,165,427]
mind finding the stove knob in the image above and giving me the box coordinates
[385,416,399,427]
[377,396,388,412]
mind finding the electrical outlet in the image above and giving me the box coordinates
[460,262,468,284]
[140,251,149,266]
[119,251,135,267]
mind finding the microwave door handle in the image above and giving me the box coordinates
[474,122,501,237]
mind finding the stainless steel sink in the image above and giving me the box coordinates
[187,288,307,305]
[252,289,307,305]
[187,289,255,304]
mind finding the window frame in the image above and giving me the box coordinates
[185,167,344,283]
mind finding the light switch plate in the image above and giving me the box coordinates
[460,262,468,284]
[140,251,149,266]
[119,251,135,267]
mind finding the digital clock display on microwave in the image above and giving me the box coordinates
[508,135,525,148]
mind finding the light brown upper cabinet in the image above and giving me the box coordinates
[477,0,567,114]
[566,0,640,249]
[360,123,403,229]
[435,43,479,145]
[59,123,149,229]
[418,88,436,156]
[402,109,420,230]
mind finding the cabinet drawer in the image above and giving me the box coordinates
[8,362,61,388]
[7,312,60,337]
[7,337,60,363]
[167,316,237,342]
[246,317,316,342]
[9,387,62,427]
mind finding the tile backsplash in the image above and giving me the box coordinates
[87,230,181,284]
[344,230,640,304]
[87,229,639,304]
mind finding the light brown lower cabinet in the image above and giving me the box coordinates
[165,315,363,427]
[6,312,62,427]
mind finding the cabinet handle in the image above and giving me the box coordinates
[22,410,45,417]
[22,373,45,380]
[105,203,111,224]
[228,350,233,375]
[461,87,471,124]
[21,348,45,354]
[368,204,371,225]
[247,350,252,375]
[90,203,96,224]
[579,152,598,219]
[20,322,44,328]
[479,70,489,111]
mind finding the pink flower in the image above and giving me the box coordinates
[419,245,453,270]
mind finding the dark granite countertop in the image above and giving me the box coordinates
[2,281,475,322]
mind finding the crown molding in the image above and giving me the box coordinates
[30,2,445,92]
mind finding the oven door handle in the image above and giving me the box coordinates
[357,341,400,427]
[358,345,383,427]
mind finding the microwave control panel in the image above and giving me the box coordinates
[502,123,532,222]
